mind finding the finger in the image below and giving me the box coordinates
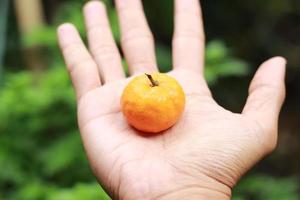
[84,1,125,83]
[173,0,205,73]
[57,23,101,100]
[115,0,157,75]
[243,57,286,128]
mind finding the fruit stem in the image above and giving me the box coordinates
[145,73,159,87]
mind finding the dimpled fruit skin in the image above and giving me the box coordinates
[121,73,186,133]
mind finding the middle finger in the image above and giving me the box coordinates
[115,0,158,75]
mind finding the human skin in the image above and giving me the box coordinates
[57,0,286,199]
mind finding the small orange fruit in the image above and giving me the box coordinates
[121,73,185,133]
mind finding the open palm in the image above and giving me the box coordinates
[57,1,286,199]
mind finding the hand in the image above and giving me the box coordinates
[57,0,286,199]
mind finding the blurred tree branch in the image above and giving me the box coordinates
[14,0,46,71]
[0,0,9,79]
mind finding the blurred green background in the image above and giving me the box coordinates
[0,0,299,199]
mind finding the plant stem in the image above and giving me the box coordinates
[145,73,159,87]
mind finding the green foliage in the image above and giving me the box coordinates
[205,40,249,84]
[0,68,110,199]
[24,1,119,48]
[12,181,111,200]
[47,183,110,200]
[233,174,299,200]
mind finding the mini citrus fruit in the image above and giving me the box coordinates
[121,73,185,133]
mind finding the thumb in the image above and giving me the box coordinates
[243,57,286,131]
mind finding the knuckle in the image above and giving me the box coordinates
[173,29,205,43]
[247,85,284,111]
[88,25,110,35]
[62,42,82,56]
[263,126,278,153]
[177,31,204,40]
[62,43,94,72]
[255,120,278,153]
[68,58,95,74]
[265,138,278,153]
[246,118,278,154]
[250,83,283,98]
[121,28,154,46]
[130,60,156,70]
[176,8,201,17]
[92,45,118,60]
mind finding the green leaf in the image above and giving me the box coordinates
[47,183,111,200]
[38,132,85,176]
[233,175,300,200]
[205,40,249,85]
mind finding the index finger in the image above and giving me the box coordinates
[57,23,101,100]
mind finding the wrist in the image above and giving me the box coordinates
[155,185,231,200]
[157,189,230,200]
[153,173,232,200]
[122,187,231,200]
[158,171,232,200]
[114,162,233,200]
